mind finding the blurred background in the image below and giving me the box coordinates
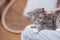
[0,0,31,40]
[0,0,60,40]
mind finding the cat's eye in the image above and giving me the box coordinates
[39,17,43,19]
[36,12,39,13]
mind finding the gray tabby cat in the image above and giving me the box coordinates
[27,8,59,32]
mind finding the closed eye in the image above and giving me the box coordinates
[39,17,43,19]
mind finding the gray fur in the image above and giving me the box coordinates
[27,8,60,32]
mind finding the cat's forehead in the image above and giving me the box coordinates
[33,9,44,13]
[27,8,46,18]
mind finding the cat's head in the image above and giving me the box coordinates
[27,8,46,21]
[27,8,46,25]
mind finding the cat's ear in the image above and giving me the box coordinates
[40,8,46,15]
[39,8,44,13]
[38,8,46,14]
[33,8,44,13]
[27,12,33,16]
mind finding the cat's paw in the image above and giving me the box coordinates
[32,28,39,33]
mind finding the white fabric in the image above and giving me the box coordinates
[23,0,58,17]
[21,24,60,40]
